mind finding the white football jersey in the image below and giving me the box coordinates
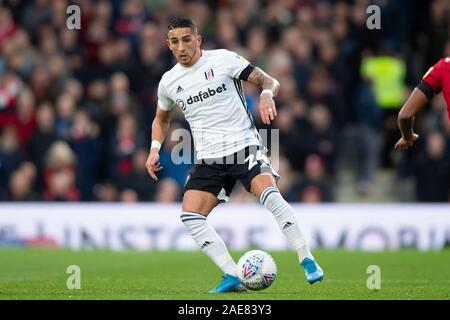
[157,49,262,159]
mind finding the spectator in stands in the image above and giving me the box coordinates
[93,181,119,202]
[273,103,308,173]
[68,109,102,200]
[29,65,52,103]
[0,125,25,191]
[350,79,383,195]
[0,6,17,51]
[154,177,181,202]
[109,72,141,122]
[274,154,298,198]
[108,112,145,180]
[84,78,109,128]
[0,71,23,113]
[42,141,80,201]
[0,162,39,201]
[119,188,139,203]
[27,102,58,190]
[360,47,407,167]
[115,0,149,52]
[63,78,84,106]
[0,87,37,149]
[287,154,333,203]
[118,147,157,201]
[412,132,450,202]
[307,104,338,176]
[54,92,76,139]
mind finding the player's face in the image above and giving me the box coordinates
[167,27,202,67]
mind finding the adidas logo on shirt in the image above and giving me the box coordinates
[176,85,184,93]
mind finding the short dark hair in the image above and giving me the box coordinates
[168,17,197,33]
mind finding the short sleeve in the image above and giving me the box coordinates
[157,81,175,111]
[222,50,252,79]
[422,59,443,95]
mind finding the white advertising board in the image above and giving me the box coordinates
[0,203,449,251]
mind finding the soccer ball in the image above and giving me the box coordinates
[237,250,277,291]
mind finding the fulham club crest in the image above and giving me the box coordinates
[204,68,214,80]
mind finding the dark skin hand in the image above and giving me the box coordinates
[394,88,429,151]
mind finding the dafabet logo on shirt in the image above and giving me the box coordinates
[186,84,228,105]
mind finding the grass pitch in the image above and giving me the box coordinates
[0,248,449,300]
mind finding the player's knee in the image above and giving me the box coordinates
[250,174,277,196]
[182,190,218,215]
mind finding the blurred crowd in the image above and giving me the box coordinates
[0,0,449,203]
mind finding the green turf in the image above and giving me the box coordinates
[0,248,449,300]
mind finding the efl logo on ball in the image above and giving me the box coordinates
[237,250,277,291]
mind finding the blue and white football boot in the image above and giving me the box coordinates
[300,258,324,284]
[208,274,247,293]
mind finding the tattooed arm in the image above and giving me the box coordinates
[246,67,280,125]
[247,67,281,97]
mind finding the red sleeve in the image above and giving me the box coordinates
[422,59,444,95]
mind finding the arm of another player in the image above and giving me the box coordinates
[396,60,443,151]
[394,88,428,151]
[246,67,280,125]
[145,106,172,180]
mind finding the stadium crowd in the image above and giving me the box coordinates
[0,0,449,203]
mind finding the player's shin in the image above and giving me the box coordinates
[259,187,314,262]
[180,211,238,277]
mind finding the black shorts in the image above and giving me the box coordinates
[183,145,280,202]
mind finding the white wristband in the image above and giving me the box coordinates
[260,89,273,98]
[151,140,162,151]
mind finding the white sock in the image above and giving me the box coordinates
[260,187,314,262]
[180,211,237,277]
